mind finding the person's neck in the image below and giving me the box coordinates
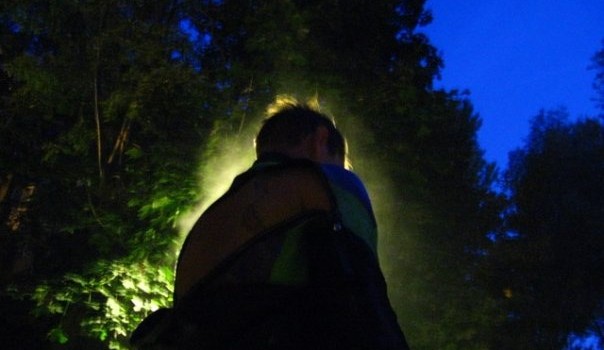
[257,152,294,163]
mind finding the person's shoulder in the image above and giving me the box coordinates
[320,165,371,204]
[320,164,363,183]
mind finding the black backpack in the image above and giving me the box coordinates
[130,159,409,350]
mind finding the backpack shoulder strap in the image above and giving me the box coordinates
[174,158,341,300]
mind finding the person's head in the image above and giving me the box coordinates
[255,101,347,167]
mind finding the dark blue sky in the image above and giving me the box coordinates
[421,0,603,169]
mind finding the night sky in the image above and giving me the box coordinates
[421,0,603,169]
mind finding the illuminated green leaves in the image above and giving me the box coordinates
[48,327,69,344]
[29,259,175,349]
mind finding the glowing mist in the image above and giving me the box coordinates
[174,94,403,279]
[176,132,257,237]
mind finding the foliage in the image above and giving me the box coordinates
[1,1,210,348]
[366,88,505,350]
[30,259,173,349]
[0,0,509,349]
[492,109,604,349]
[592,39,604,116]
[192,2,505,345]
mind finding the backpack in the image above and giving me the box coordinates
[130,159,409,350]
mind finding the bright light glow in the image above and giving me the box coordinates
[131,296,144,312]
[265,94,321,115]
[121,278,135,290]
[106,297,122,317]
[177,94,343,236]
[176,130,256,237]
[173,92,401,317]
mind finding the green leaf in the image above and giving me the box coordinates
[125,146,143,159]
[48,327,69,344]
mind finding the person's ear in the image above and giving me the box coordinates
[310,126,329,162]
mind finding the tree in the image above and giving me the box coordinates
[592,39,604,116]
[491,108,604,349]
[1,1,213,348]
[204,1,504,347]
[369,88,505,350]
[1,1,503,348]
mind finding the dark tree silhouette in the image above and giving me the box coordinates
[592,39,604,116]
[491,108,604,349]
